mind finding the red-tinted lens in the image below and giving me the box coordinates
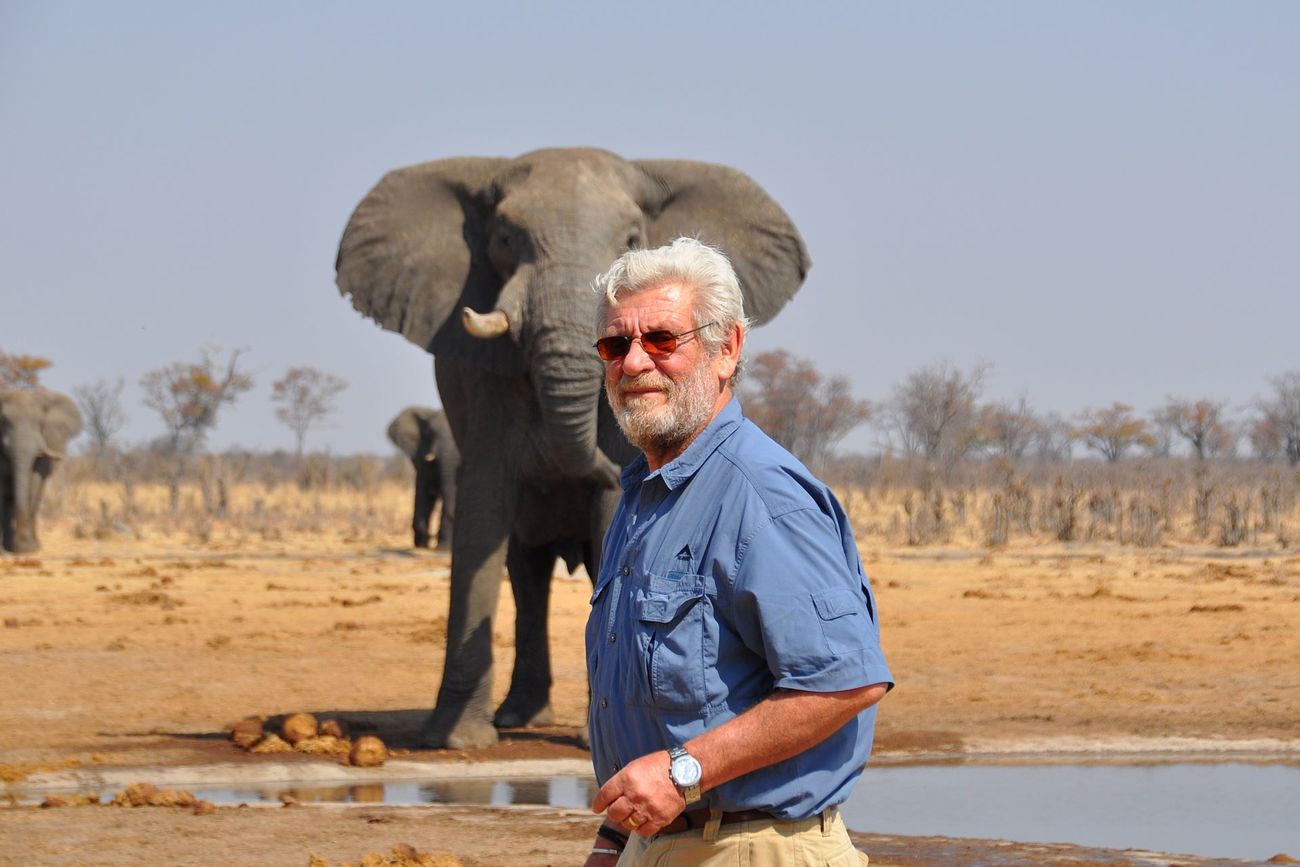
[595,336,631,361]
[640,331,678,355]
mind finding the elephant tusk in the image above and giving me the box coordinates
[40,448,65,461]
[462,307,510,339]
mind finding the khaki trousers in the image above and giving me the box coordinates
[616,806,869,866]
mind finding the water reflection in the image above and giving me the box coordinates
[199,775,599,809]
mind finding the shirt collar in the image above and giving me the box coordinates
[620,398,744,492]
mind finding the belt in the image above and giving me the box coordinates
[659,807,775,836]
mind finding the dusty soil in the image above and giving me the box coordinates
[2,514,1298,865]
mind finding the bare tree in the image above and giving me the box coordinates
[976,395,1041,460]
[1032,412,1076,462]
[739,350,870,472]
[1158,398,1233,460]
[879,361,988,466]
[140,346,253,455]
[271,366,348,458]
[1148,404,1178,458]
[1075,403,1154,463]
[1248,413,1283,461]
[140,347,253,513]
[73,378,128,455]
[0,350,52,390]
[1258,370,1300,466]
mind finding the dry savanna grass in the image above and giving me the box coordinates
[2,467,1296,771]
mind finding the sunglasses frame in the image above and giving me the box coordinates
[594,321,718,362]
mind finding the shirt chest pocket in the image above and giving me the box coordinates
[632,573,710,712]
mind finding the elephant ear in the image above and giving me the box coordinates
[634,160,811,326]
[336,157,524,374]
[40,391,82,453]
[386,408,425,459]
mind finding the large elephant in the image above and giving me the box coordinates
[0,388,82,554]
[386,406,459,549]
[336,147,809,748]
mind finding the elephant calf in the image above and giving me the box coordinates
[0,387,82,554]
[387,406,458,549]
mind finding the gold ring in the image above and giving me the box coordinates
[626,815,641,829]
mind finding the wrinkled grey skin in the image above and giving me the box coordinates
[337,147,809,748]
[387,406,459,549]
[0,388,82,554]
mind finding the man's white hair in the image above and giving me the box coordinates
[593,237,751,356]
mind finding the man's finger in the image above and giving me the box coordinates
[591,778,621,813]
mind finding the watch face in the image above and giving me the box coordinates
[671,754,702,787]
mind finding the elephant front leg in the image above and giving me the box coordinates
[0,476,13,553]
[412,460,435,548]
[432,462,453,550]
[421,475,514,750]
[494,538,556,728]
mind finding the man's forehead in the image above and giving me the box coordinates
[607,281,695,318]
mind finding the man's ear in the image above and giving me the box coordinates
[715,322,744,384]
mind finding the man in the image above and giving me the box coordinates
[584,237,893,866]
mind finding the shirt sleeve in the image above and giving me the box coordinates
[730,507,893,693]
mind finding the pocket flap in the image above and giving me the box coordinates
[813,588,860,621]
[635,591,702,623]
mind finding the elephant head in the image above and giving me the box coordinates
[0,388,82,554]
[387,406,459,549]
[337,148,810,482]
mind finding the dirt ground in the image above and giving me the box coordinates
[2,511,1298,865]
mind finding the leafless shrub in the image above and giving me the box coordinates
[901,487,947,546]
[1218,496,1251,547]
[1041,477,1081,541]
[1125,496,1162,547]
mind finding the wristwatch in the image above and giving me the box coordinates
[668,745,702,804]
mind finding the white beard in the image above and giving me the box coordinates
[609,359,718,456]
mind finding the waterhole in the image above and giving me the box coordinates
[18,763,1299,862]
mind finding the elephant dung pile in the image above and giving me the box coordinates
[228,714,388,767]
[42,782,216,815]
[308,844,463,867]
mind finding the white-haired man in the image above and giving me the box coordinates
[585,238,893,866]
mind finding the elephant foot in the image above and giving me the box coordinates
[10,538,40,555]
[421,710,499,750]
[493,697,555,729]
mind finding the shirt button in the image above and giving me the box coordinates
[601,698,609,708]
[621,566,630,576]
[608,633,616,643]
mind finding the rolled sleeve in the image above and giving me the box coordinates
[732,508,893,694]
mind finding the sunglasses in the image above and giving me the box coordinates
[594,322,718,362]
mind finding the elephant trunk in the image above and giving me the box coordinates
[8,442,41,554]
[526,266,620,489]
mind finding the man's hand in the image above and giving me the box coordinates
[591,750,686,836]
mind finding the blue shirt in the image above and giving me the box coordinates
[586,399,893,820]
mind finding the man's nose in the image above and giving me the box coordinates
[620,338,656,375]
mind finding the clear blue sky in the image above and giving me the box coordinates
[4,2,1297,454]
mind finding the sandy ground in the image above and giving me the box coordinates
[2,516,1298,865]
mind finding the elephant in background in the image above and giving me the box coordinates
[336,147,809,748]
[1,388,82,554]
[387,406,459,549]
